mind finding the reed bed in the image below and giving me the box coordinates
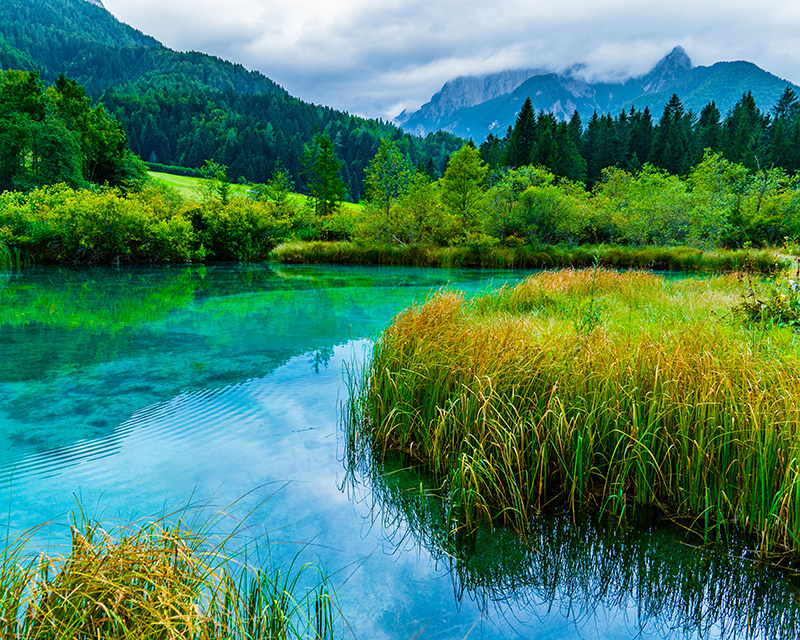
[352,267,800,559]
[271,240,788,273]
[0,515,337,639]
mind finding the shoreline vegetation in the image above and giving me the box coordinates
[3,143,800,273]
[0,512,337,640]
[349,267,800,562]
[0,179,793,273]
[270,239,790,272]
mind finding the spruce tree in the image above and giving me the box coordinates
[722,92,769,171]
[695,102,722,161]
[770,87,800,171]
[503,97,537,168]
[303,131,346,216]
[652,94,693,175]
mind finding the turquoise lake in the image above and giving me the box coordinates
[1,263,798,639]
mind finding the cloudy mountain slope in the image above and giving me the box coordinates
[0,0,462,195]
[396,68,545,134]
[398,47,800,141]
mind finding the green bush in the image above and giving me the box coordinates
[195,197,292,261]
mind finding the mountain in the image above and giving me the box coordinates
[398,47,800,141]
[0,0,462,199]
[396,68,545,134]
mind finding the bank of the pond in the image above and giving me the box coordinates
[271,240,790,273]
[352,268,800,560]
[0,182,792,272]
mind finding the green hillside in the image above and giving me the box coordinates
[0,0,463,200]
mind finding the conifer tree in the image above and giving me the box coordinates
[503,97,537,168]
[769,87,799,171]
[695,102,723,161]
[303,131,346,216]
[722,91,769,170]
[652,94,693,175]
[626,106,653,172]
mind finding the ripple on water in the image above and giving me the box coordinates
[0,383,265,487]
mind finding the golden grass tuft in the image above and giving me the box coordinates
[0,515,336,639]
[354,267,800,558]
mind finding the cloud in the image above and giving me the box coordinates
[102,0,800,119]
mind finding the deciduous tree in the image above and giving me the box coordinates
[440,144,489,232]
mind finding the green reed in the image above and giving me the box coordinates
[0,242,26,270]
[0,512,337,639]
[353,267,800,558]
[272,240,787,273]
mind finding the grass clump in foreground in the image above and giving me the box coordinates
[0,513,337,639]
[351,267,800,560]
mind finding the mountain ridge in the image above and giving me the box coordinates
[398,47,800,141]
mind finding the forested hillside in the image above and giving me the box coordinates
[0,0,463,200]
[0,70,145,191]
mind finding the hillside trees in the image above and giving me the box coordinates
[0,70,144,191]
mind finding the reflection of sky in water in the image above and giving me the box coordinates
[0,264,797,639]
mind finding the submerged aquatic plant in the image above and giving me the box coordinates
[352,267,800,559]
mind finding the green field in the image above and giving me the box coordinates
[148,171,252,200]
[147,171,362,212]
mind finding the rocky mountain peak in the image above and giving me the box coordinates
[639,46,693,93]
[84,0,105,8]
[396,68,544,127]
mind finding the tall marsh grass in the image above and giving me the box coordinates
[272,240,788,273]
[352,267,800,559]
[0,513,337,639]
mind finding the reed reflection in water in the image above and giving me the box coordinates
[343,437,800,640]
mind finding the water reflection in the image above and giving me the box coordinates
[0,264,518,467]
[345,447,800,639]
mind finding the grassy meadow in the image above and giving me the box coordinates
[148,172,301,205]
[147,172,364,215]
[351,266,800,560]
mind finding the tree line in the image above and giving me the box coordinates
[358,141,800,250]
[481,88,800,185]
[0,69,145,192]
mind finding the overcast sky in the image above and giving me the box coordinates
[101,0,800,120]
